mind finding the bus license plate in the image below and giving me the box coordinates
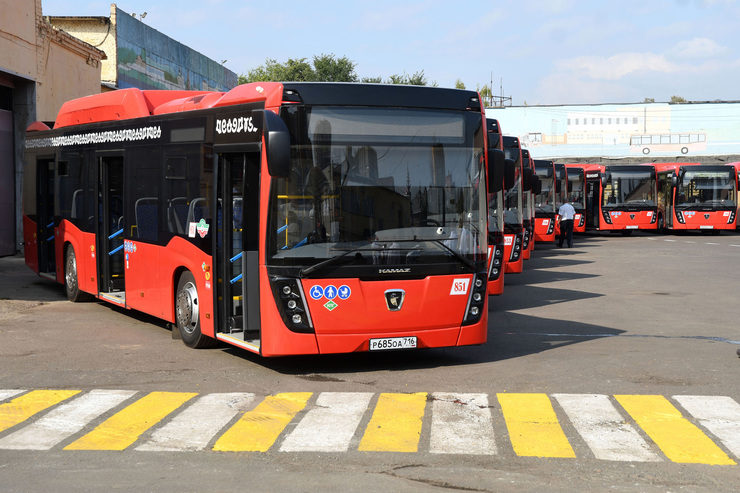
[700,225,714,229]
[626,225,638,229]
[369,336,417,351]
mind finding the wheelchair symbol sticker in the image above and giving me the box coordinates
[309,285,324,300]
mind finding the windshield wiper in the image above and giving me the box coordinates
[298,246,368,278]
[381,238,478,272]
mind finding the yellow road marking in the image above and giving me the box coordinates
[615,395,736,465]
[358,392,427,452]
[213,392,312,452]
[0,390,80,433]
[498,393,575,458]
[64,392,196,451]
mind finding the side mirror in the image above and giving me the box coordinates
[555,179,562,194]
[532,176,542,195]
[260,109,291,178]
[567,180,573,193]
[671,173,678,187]
[601,173,609,188]
[488,148,505,193]
[522,167,534,191]
[504,159,516,189]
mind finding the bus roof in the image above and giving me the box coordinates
[45,82,483,130]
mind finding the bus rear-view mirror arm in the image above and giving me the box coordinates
[504,158,516,189]
[260,109,291,178]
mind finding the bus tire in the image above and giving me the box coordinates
[64,246,89,302]
[175,271,217,349]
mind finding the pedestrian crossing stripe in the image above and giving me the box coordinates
[0,389,737,465]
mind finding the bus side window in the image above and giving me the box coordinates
[134,197,159,241]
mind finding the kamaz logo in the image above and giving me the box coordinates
[379,268,411,274]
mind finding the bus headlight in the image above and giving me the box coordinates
[489,246,504,280]
[676,211,685,224]
[602,210,612,224]
[728,211,736,224]
[463,273,487,326]
[270,277,314,333]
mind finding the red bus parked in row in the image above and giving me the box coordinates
[533,159,558,242]
[521,149,537,258]
[729,162,740,230]
[601,165,659,234]
[582,164,605,230]
[564,164,587,233]
[23,82,492,356]
[501,136,525,273]
[486,118,507,295]
[654,163,737,233]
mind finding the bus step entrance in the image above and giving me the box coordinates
[228,315,244,334]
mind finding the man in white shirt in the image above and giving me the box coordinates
[558,201,576,248]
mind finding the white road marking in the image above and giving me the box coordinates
[430,392,496,455]
[136,392,255,451]
[730,244,740,247]
[279,392,373,452]
[664,239,676,242]
[706,242,719,245]
[553,393,660,462]
[673,395,740,459]
[0,389,136,450]
[0,390,25,402]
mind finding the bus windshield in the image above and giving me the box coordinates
[268,106,487,270]
[568,169,585,210]
[602,170,656,208]
[677,169,736,208]
[534,169,554,214]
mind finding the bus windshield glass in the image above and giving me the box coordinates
[268,106,487,270]
[676,169,736,208]
[602,170,656,208]
[534,170,554,214]
[568,169,585,210]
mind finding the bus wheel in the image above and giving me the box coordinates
[175,271,217,348]
[65,246,89,302]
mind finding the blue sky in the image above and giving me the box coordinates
[42,0,740,105]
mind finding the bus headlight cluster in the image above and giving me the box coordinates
[676,211,685,224]
[462,274,487,326]
[578,215,585,227]
[546,219,555,235]
[602,210,612,224]
[650,213,657,224]
[488,246,504,281]
[510,236,521,261]
[270,277,314,333]
[728,211,735,224]
[522,229,530,250]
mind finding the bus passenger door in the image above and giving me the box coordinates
[586,179,600,229]
[97,155,125,295]
[215,150,261,345]
[37,158,56,275]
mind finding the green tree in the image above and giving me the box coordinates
[312,54,358,82]
[670,95,687,103]
[239,54,358,83]
[454,79,466,90]
[361,76,382,83]
[385,70,432,86]
[643,97,655,103]
[477,84,492,106]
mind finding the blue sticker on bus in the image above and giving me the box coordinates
[337,285,351,300]
[324,285,338,300]
[309,285,324,300]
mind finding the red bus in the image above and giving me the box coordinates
[486,118,507,295]
[729,162,740,231]
[533,159,558,242]
[564,164,587,233]
[501,136,525,273]
[521,149,537,258]
[23,82,491,356]
[601,165,659,234]
[581,164,605,230]
[655,163,737,233]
